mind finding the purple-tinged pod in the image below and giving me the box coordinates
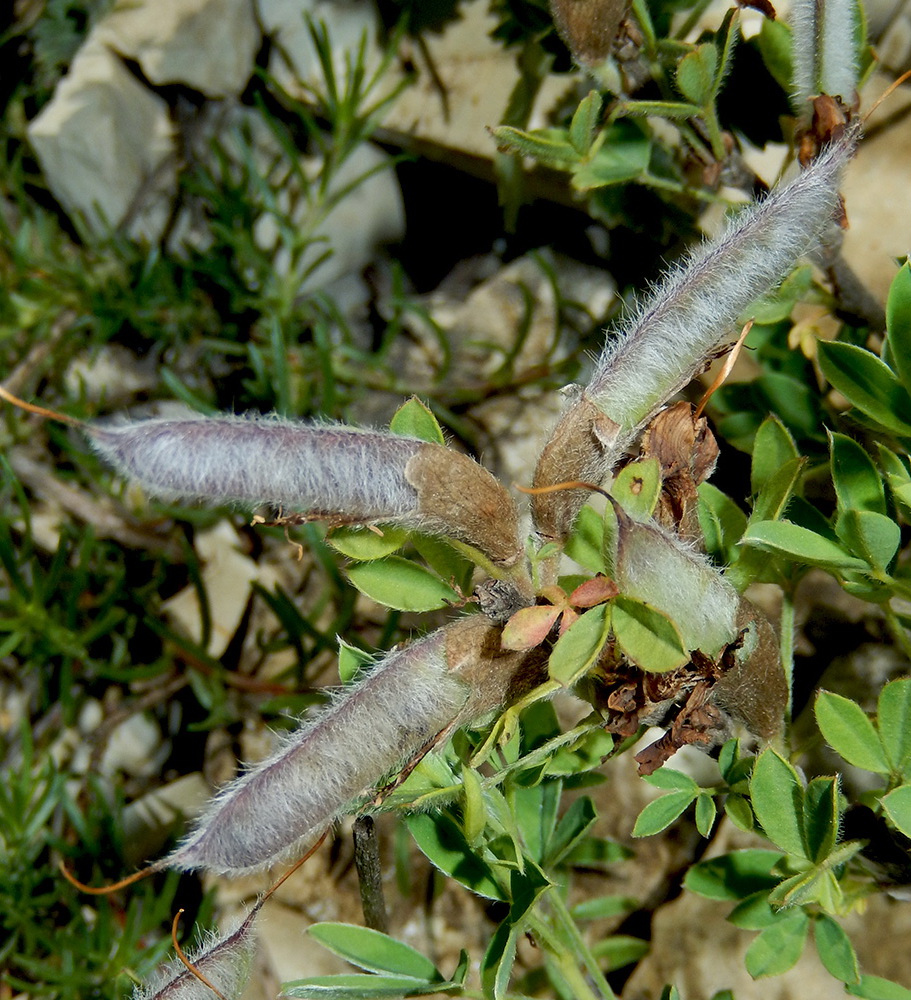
[165,627,469,876]
[164,616,548,877]
[134,905,258,1000]
[87,415,523,565]
[532,128,857,543]
[88,417,424,519]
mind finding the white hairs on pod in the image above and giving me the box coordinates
[790,0,818,110]
[613,512,739,656]
[166,628,468,876]
[133,907,258,1000]
[586,129,856,434]
[818,0,859,103]
[790,0,858,108]
[87,415,423,519]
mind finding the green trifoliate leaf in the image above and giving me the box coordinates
[745,910,810,978]
[632,790,696,837]
[695,793,717,838]
[835,509,901,571]
[676,43,718,105]
[545,795,598,867]
[814,914,861,985]
[752,416,799,495]
[728,890,778,930]
[307,924,441,980]
[815,690,890,774]
[548,603,610,686]
[846,974,911,999]
[817,340,911,436]
[683,849,783,900]
[568,90,602,155]
[758,17,794,92]
[741,520,868,571]
[565,505,606,573]
[612,458,662,521]
[389,397,445,445]
[881,785,911,839]
[406,813,506,900]
[885,262,911,391]
[750,749,806,857]
[328,526,408,560]
[829,431,887,516]
[697,483,748,564]
[337,638,373,684]
[803,776,840,864]
[461,764,487,845]
[571,122,651,190]
[592,936,649,971]
[612,596,689,673]
[490,126,580,167]
[282,973,449,998]
[347,557,459,612]
[877,678,911,776]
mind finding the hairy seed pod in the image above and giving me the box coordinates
[790,0,858,109]
[88,416,422,516]
[163,616,549,877]
[166,628,470,876]
[88,415,522,564]
[613,510,739,657]
[532,128,857,542]
[134,906,258,1000]
[713,598,787,739]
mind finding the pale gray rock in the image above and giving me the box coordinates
[255,0,383,92]
[95,0,260,98]
[27,37,176,240]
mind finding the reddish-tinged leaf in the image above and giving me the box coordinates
[501,605,562,650]
[557,608,580,635]
[539,585,570,607]
[570,576,619,608]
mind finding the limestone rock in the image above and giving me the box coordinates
[96,0,260,98]
[27,37,175,240]
[256,0,383,91]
